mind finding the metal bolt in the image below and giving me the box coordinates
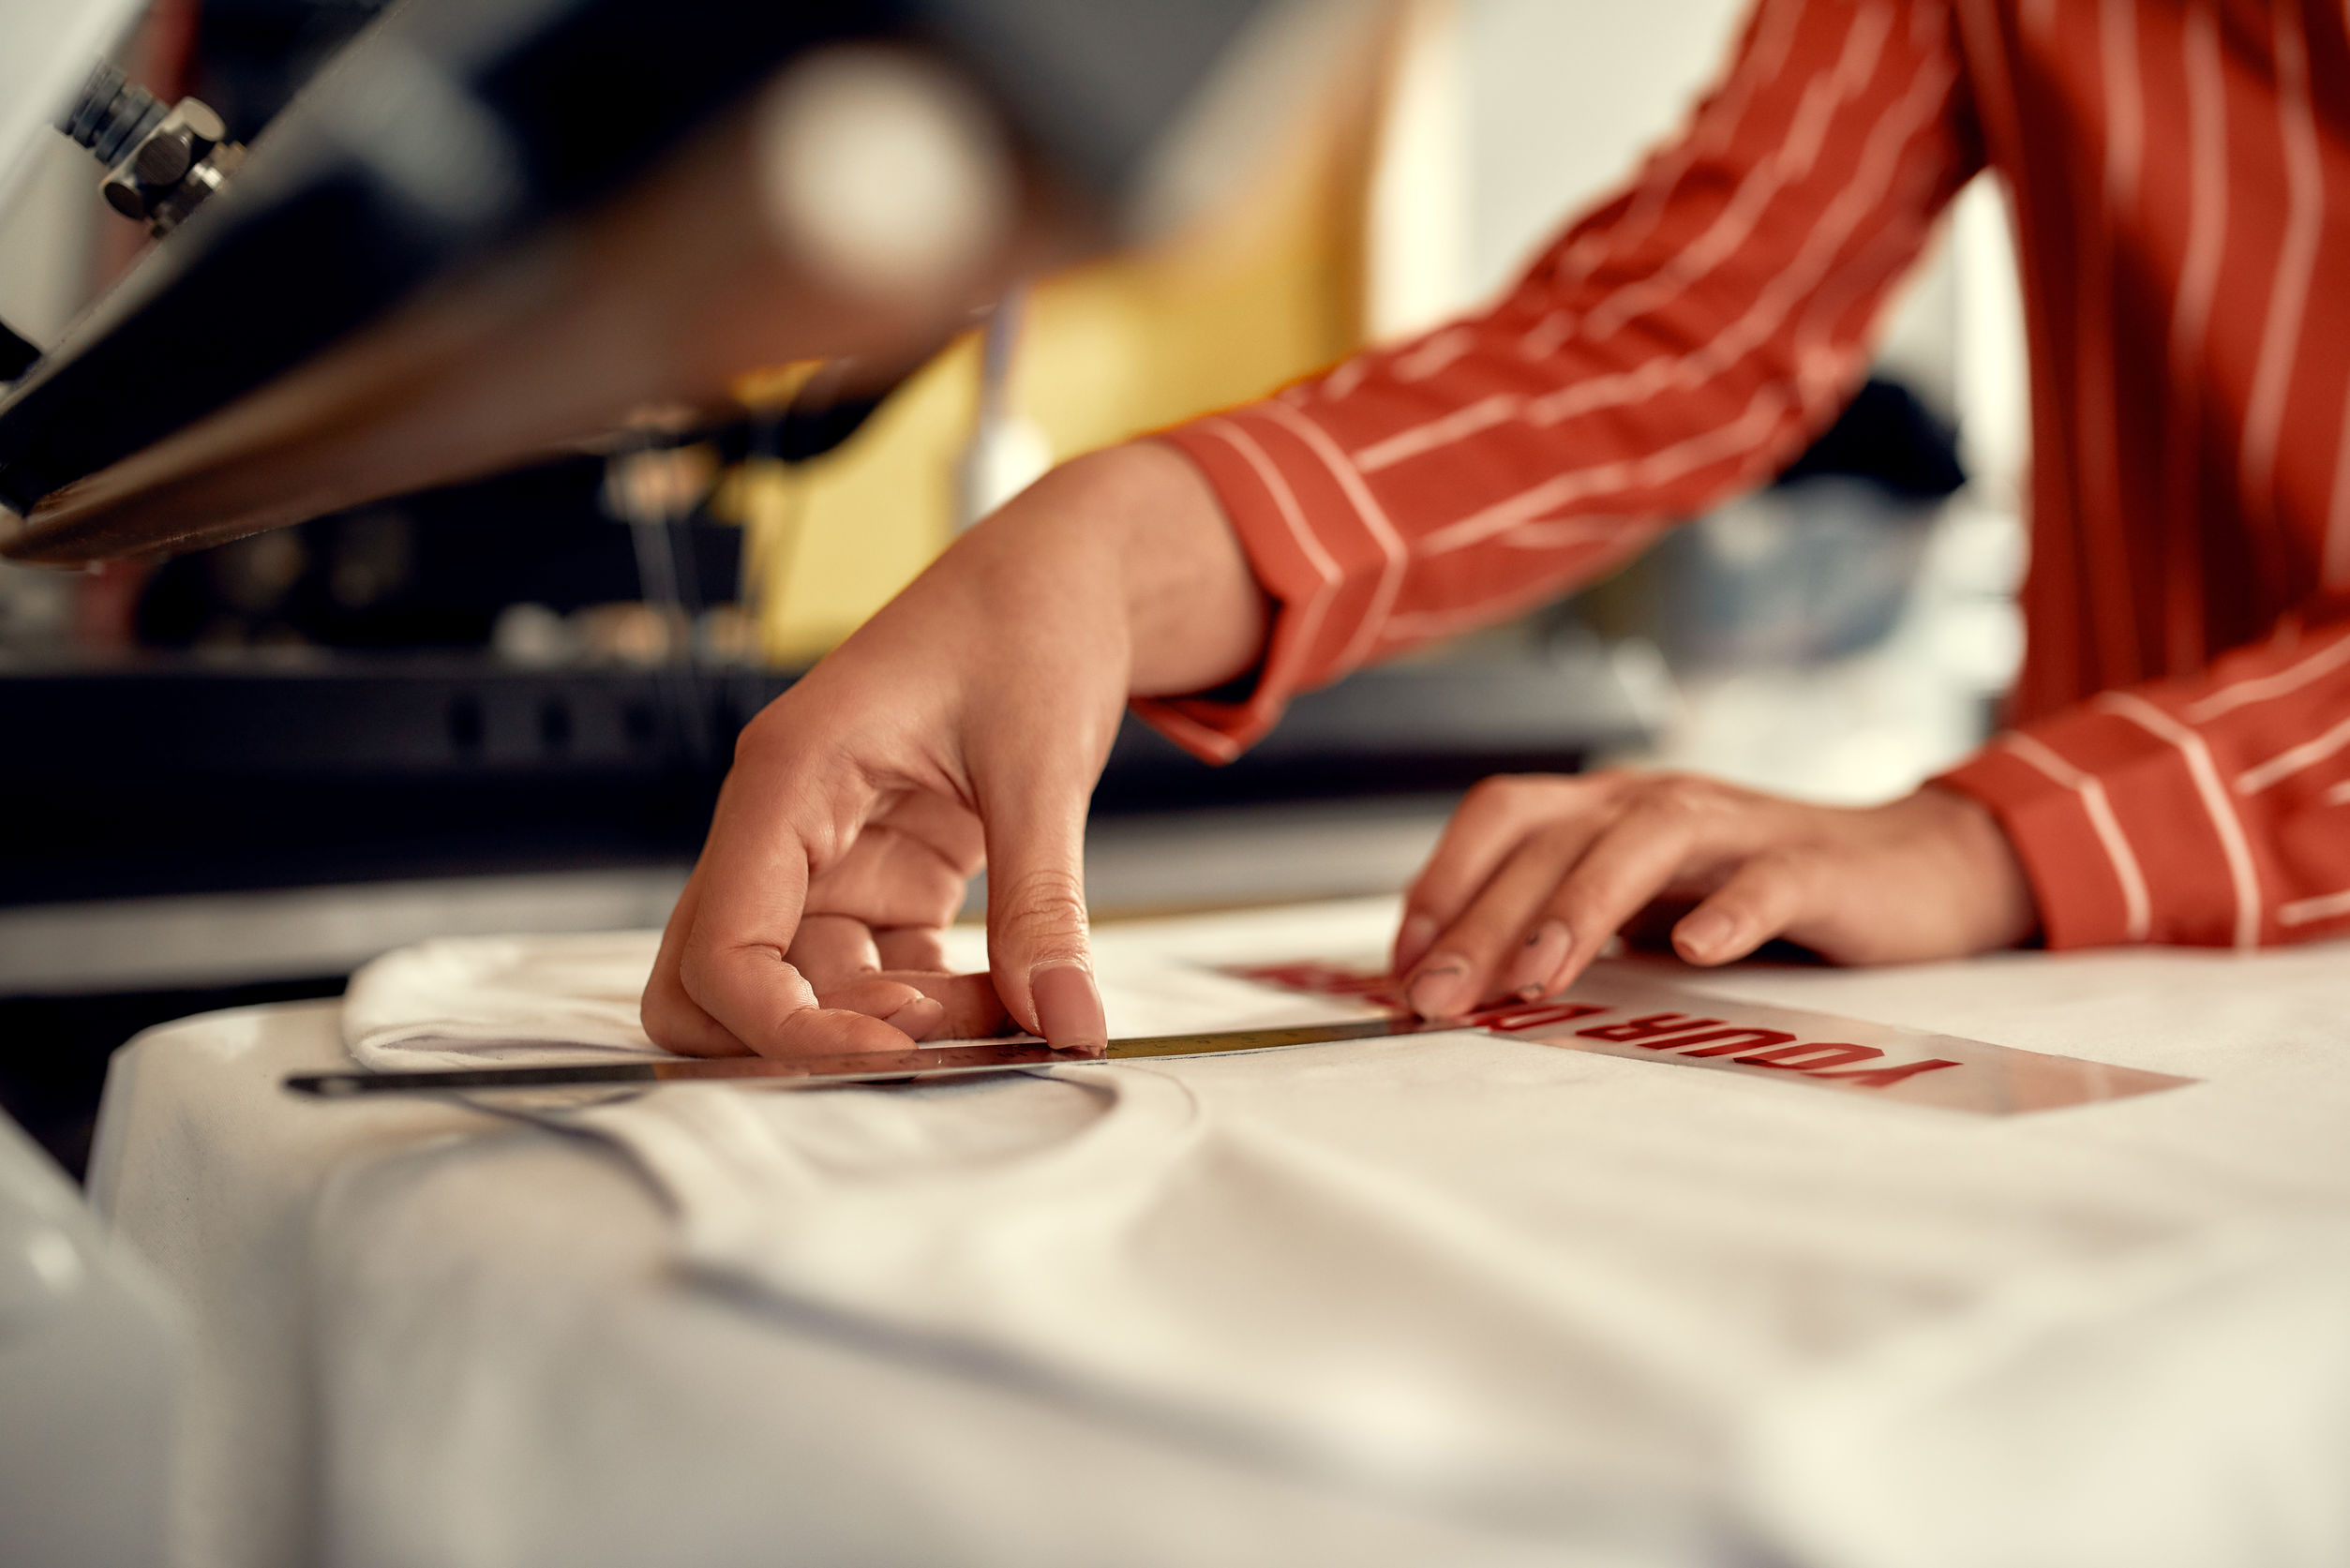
[101,173,146,219]
[133,127,195,187]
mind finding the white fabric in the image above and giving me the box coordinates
[324,900,2350,1563]
[1742,1218,2350,1568]
[294,1062,1609,1568]
[93,899,2350,1566]
[342,931,664,1067]
[90,1003,494,1568]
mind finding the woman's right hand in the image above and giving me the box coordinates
[640,441,1266,1059]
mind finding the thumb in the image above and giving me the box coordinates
[979,759,1106,1054]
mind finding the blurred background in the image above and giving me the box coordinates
[0,0,2028,1176]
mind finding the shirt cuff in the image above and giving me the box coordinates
[1130,411,1390,763]
[1934,731,2146,950]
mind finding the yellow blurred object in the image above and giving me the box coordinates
[728,360,831,410]
[726,13,1398,667]
[724,340,985,666]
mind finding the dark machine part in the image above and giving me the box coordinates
[127,455,743,650]
[54,63,248,237]
[0,654,1638,906]
[188,0,403,144]
[0,321,37,383]
[0,0,1278,554]
[53,64,168,169]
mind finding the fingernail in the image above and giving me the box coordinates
[1030,963,1107,1055]
[1406,957,1472,1021]
[1676,910,1733,962]
[1394,913,1440,972]
[1505,920,1573,999]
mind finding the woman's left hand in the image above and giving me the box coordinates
[1392,772,2040,1021]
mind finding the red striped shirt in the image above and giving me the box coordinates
[1142,0,2350,952]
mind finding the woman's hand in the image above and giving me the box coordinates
[1392,771,2039,1020]
[640,441,1265,1059]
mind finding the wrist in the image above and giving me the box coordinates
[1914,784,2041,950]
[1003,442,1265,698]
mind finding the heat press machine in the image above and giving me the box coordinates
[0,0,1365,565]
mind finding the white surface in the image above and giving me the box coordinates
[343,929,661,1067]
[90,1004,487,1568]
[0,1108,182,1568]
[305,1091,1595,1568]
[0,0,121,371]
[95,901,2350,1567]
[1366,0,1472,341]
[1458,0,1749,304]
[1744,1218,2350,1568]
[0,133,102,355]
[0,0,142,229]
[1444,0,2012,426]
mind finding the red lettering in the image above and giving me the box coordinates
[1733,1042,1883,1071]
[1654,1028,1798,1057]
[1578,1013,1725,1046]
[1470,1001,1609,1032]
[1809,1057,1964,1089]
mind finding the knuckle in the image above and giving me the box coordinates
[643,952,686,1003]
[672,942,717,999]
[640,986,686,1033]
[1528,819,1590,859]
[1459,774,1525,820]
[1465,771,1569,815]
[1553,894,1615,942]
[1428,906,1498,952]
[991,866,1090,958]
[640,990,715,1054]
[1645,772,1714,810]
[777,775,861,874]
[1518,771,1586,806]
[731,695,811,768]
[677,935,777,1001]
[1400,876,1452,918]
[1553,864,1615,912]
[1399,899,1442,935]
[1621,771,1727,828]
[1571,871,1647,917]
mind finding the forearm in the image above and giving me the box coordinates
[1135,0,1981,761]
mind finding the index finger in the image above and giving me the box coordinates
[1396,774,1619,971]
[642,869,748,1056]
[674,753,916,1057]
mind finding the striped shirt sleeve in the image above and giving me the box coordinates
[1938,613,2350,949]
[1137,0,1985,760]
